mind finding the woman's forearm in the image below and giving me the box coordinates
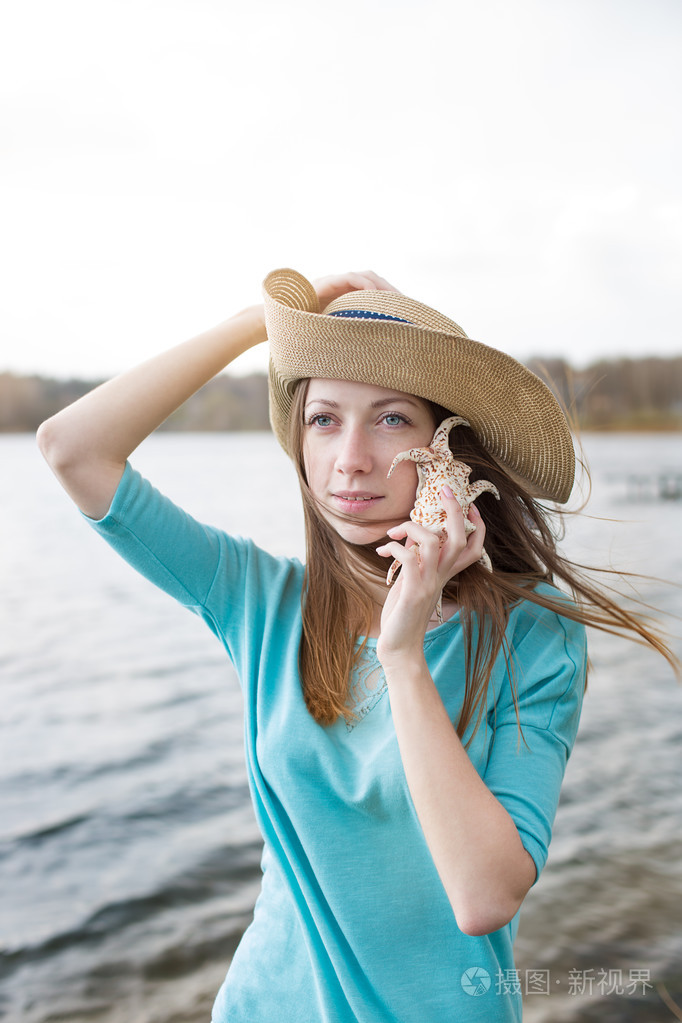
[37,304,266,518]
[384,655,536,936]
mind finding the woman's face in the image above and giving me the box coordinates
[302,378,437,545]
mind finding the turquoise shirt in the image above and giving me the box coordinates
[86,463,586,1022]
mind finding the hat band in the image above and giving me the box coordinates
[328,309,413,324]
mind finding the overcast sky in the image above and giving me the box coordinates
[2,0,681,380]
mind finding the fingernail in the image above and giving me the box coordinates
[442,485,454,499]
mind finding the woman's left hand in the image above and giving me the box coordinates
[312,271,399,311]
[375,488,486,668]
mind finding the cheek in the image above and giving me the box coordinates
[387,452,418,483]
[302,440,323,493]
[390,464,420,505]
[301,433,313,472]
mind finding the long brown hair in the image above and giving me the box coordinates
[288,380,679,734]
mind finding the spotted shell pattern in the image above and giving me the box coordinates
[385,416,500,622]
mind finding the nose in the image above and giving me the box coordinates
[335,424,373,476]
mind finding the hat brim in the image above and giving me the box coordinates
[264,268,575,504]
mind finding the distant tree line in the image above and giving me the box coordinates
[1,356,681,433]
[526,355,682,430]
[0,372,270,433]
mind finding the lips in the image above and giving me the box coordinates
[331,492,384,513]
[334,491,380,501]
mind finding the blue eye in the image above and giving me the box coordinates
[308,413,333,427]
[382,413,409,427]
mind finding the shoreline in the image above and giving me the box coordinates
[2,424,682,436]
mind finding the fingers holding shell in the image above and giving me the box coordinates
[385,523,443,569]
[441,492,487,574]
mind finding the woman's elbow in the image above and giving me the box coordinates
[452,860,536,936]
[36,415,65,469]
[37,413,86,477]
[455,893,527,937]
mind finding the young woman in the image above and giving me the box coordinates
[37,268,676,1022]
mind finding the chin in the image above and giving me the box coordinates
[328,517,391,548]
[349,529,390,548]
[316,499,407,548]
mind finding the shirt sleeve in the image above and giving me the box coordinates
[482,599,587,881]
[82,461,228,609]
[81,462,305,686]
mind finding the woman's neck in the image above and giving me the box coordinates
[365,599,460,640]
[353,563,459,638]
[343,544,459,639]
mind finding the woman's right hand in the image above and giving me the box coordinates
[312,271,400,311]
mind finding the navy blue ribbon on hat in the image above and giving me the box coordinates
[327,309,413,323]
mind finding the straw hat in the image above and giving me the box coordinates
[264,268,575,503]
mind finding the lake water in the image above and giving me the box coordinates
[1,431,681,1022]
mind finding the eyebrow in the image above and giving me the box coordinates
[304,397,422,411]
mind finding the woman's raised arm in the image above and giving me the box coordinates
[37,305,267,519]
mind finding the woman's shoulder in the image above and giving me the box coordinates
[499,582,588,727]
[508,581,587,653]
[511,580,583,619]
[84,460,305,609]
